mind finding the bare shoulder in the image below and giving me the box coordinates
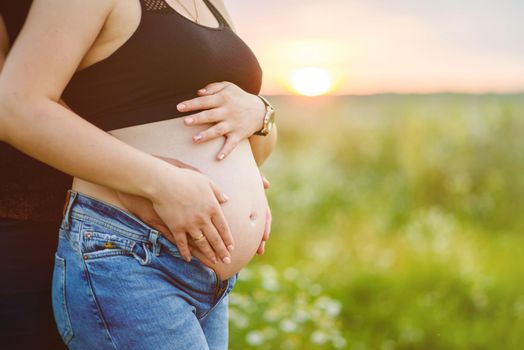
[0,0,120,99]
[209,0,237,32]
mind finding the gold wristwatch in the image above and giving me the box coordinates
[253,95,276,136]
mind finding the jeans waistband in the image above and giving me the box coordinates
[61,189,161,245]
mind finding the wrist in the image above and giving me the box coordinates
[253,95,275,136]
[253,94,266,134]
[138,157,184,201]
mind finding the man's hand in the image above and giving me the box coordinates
[116,155,230,262]
[118,157,272,258]
[115,154,200,239]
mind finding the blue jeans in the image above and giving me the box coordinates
[53,190,238,349]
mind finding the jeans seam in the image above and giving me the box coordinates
[72,212,149,243]
[54,253,74,344]
[199,283,229,321]
[200,273,237,320]
[83,249,136,260]
[70,190,156,232]
[81,254,119,350]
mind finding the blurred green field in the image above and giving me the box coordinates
[229,94,524,350]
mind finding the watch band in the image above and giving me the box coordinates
[254,95,275,136]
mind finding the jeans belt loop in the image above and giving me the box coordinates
[148,229,161,257]
[133,244,152,265]
[62,190,78,231]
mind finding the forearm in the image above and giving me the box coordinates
[0,93,175,199]
[0,1,181,201]
[249,123,278,166]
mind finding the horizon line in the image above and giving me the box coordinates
[262,91,524,97]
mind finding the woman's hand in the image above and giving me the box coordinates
[256,172,272,255]
[177,81,266,160]
[256,207,272,255]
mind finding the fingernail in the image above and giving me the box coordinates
[222,256,231,264]
[185,117,193,124]
[227,244,234,252]
[177,103,186,110]
[199,88,206,93]
[218,153,225,160]
[212,257,218,264]
[185,256,191,262]
[193,135,202,142]
[223,194,229,201]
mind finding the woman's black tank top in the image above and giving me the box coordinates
[0,0,262,222]
[62,0,264,131]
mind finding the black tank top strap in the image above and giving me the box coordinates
[202,0,231,29]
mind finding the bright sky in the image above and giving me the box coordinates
[225,0,524,95]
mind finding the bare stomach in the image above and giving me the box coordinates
[71,117,267,281]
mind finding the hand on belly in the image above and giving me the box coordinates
[112,153,268,280]
[106,118,270,280]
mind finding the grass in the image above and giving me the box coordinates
[228,93,524,349]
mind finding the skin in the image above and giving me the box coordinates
[0,0,275,264]
[117,159,272,256]
[69,0,274,277]
[179,81,278,162]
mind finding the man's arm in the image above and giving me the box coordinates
[0,0,234,263]
[0,0,156,195]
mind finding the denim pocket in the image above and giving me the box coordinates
[80,221,137,260]
[51,253,74,345]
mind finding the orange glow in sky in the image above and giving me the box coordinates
[226,0,524,95]
[289,67,334,96]
[263,39,347,96]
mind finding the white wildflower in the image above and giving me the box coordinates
[229,309,249,329]
[333,335,348,349]
[279,319,297,333]
[310,330,328,344]
[246,331,265,346]
[262,278,280,292]
[237,267,252,281]
[292,308,309,323]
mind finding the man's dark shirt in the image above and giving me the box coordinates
[1,0,32,40]
[1,1,72,223]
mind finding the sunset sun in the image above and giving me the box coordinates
[290,67,334,96]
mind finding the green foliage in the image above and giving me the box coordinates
[229,94,524,349]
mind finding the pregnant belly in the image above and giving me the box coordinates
[71,117,267,281]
